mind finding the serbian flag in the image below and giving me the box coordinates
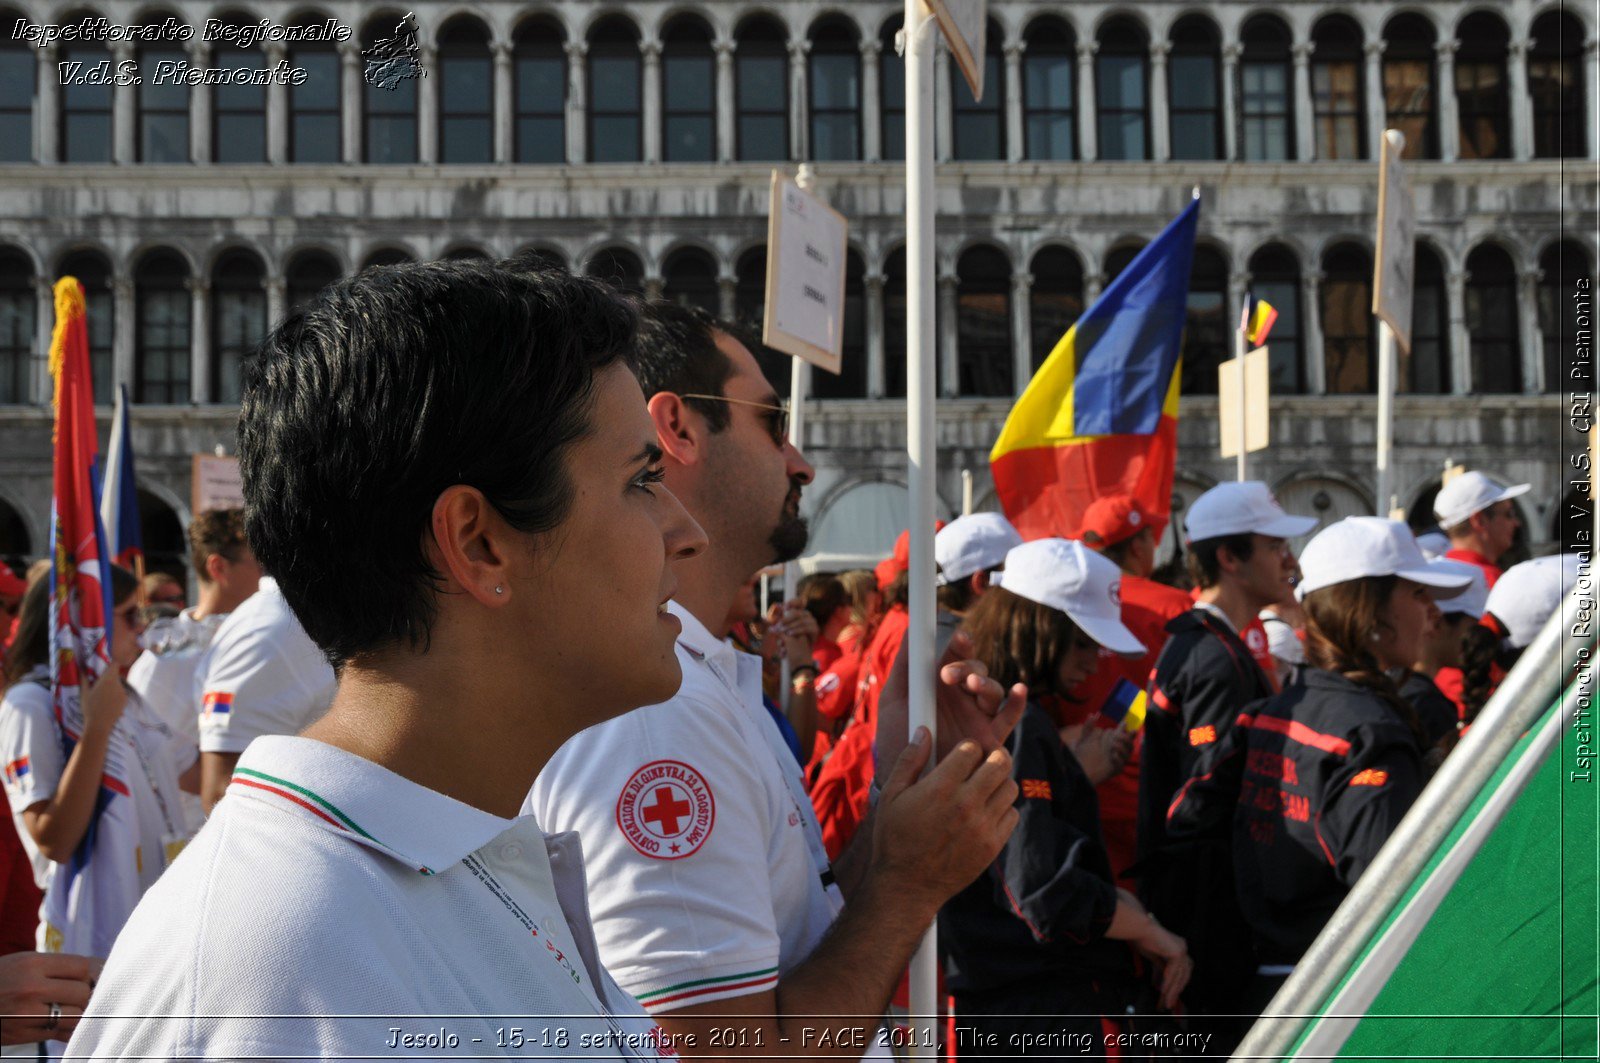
[43,277,140,957]
[990,196,1199,540]
[100,383,143,574]
[1246,295,1279,347]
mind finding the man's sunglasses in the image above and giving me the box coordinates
[680,394,790,447]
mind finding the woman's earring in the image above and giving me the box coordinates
[494,585,504,596]
[1369,629,1381,642]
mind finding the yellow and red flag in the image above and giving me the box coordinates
[1246,295,1279,347]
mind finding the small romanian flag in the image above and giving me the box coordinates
[1100,677,1148,733]
[1246,296,1279,346]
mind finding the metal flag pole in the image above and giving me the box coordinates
[902,1,940,1056]
[1376,319,1397,514]
[1235,302,1249,481]
[780,164,820,689]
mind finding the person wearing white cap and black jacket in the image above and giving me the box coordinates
[1458,552,1583,723]
[1433,470,1531,589]
[1134,481,1316,1042]
[942,539,1192,1056]
[1168,517,1472,1015]
[1400,559,1487,755]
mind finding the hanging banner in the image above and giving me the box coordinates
[763,170,849,374]
[925,0,987,99]
[1373,129,1416,354]
[1219,347,1272,458]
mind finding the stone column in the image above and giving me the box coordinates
[1005,41,1026,162]
[265,275,287,329]
[1010,271,1033,395]
[1447,269,1471,395]
[188,277,210,404]
[644,274,664,301]
[36,44,58,163]
[789,39,810,161]
[417,43,438,163]
[1587,39,1600,160]
[565,41,588,164]
[1150,42,1171,162]
[715,39,736,162]
[935,39,954,162]
[265,42,289,163]
[112,42,136,164]
[113,274,134,398]
[1507,39,1533,161]
[1364,40,1386,160]
[1228,271,1249,344]
[938,271,959,397]
[33,278,53,403]
[1084,270,1104,307]
[492,42,513,163]
[1076,40,1098,161]
[641,38,662,163]
[1221,42,1240,160]
[1303,271,1327,394]
[717,273,737,320]
[1292,41,1314,161]
[865,271,886,398]
[861,39,883,162]
[1518,269,1542,392]
[1436,40,1460,163]
[340,41,361,163]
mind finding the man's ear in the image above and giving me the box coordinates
[204,552,228,585]
[647,391,701,467]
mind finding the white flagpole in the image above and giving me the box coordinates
[1376,320,1397,514]
[781,166,820,685]
[903,1,939,1054]
[1235,303,1249,481]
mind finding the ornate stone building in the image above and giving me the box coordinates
[0,0,1594,575]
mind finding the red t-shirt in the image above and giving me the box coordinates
[1444,547,1505,588]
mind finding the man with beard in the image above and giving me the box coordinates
[528,302,1022,1058]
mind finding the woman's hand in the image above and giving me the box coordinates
[0,952,101,1044]
[1061,723,1133,785]
[766,600,819,669]
[81,669,128,737]
[1133,917,1193,1010]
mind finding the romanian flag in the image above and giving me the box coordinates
[1246,295,1279,347]
[100,383,143,574]
[990,197,1199,540]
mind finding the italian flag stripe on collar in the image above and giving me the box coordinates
[231,767,434,875]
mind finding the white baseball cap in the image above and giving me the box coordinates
[991,538,1145,657]
[1432,471,1531,529]
[1415,530,1452,560]
[935,513,1023,585]
[1427,559,1488,619]
[1295,517,1474,599]
[1184,481,1318,543]
[1485,552,1584,648]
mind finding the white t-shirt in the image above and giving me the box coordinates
[0,667,60,889]
[529,602,843,1012]
[68,736,677,1060]
[127,609,225,829]
[194,578,335,755]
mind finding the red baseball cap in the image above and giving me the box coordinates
[878,521,948,590]
[0,560,25,597]
[1078,495,1153,549]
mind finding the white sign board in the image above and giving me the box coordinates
[191,454,244,515]
[1373,129,1415,354]
[763,171,849,374]
[1218,347,1272,458]
[925,0,986,100]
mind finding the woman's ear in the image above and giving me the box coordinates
[425,486,515,607]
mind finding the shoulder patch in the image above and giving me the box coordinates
[1188,725,1217,747]
[1350,768,1389,787]
[201,691,233,718]
[1020,778,1053,800]
[616,760,717,860]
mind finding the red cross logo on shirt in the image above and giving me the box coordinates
[617,760,717,860]
[641,785,693,836]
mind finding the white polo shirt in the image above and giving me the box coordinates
[0,667,59,889]
[194,578,336,755]
[68,736,679,1060]
[529,601,843,1012]
[127,609,225,829]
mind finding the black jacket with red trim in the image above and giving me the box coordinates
[940,701,1131,1000]
[1171,669,1427,965]
[1399,670,1458,748]
[1137,608,1276,861]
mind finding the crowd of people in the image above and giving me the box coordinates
[0,255,1582,1060]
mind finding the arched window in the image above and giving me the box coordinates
[137,14,189,163]
[662,247,719,314]
[1023,18,1075,160]
[1169,16,1222,160]
[733,246,766,332]
[1311,15,1364,160]
[736,16,788,161]
[212,13,266,162]
[0,248,32,403]
[134,249,191,404]
[0,10,34,163]
[1248,244,1303,394]
[137,489,186,579]
[880,18,904,161]
[59,19,112,163]
[956,245,1013,396]
[814,250,867,399]
[1456,13,1511,160]
[589,16,642,162]
[883,247,907,397]
[362,13,419,162]
[442,246,490,262]
[288,12,341,162]
[0,495,30,574]
[953,19,1005,160]
[663,16,715,162]
[1029,246,1084,371]
[1322,243,1375,394]
[438,17,493,164]
[1096,18,1149,160]
[586,247,644,295]
[1104,243,1145,284]
[1181,246,1228,394]
[1530,10,1585,159]
[1465,244,1520,392]
[57,250,113,404]
[810,17,861,161]
[514,246,567,271]
[1383,14,1438,159]
[1409,244,1450,393]
[1540,240,1595,393]
[361,247,413,270]
[286,249,341,313]
[513,17,566,163]
[1240,15,1293,160]
[809,481,914,565]
[210,249,265,404]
